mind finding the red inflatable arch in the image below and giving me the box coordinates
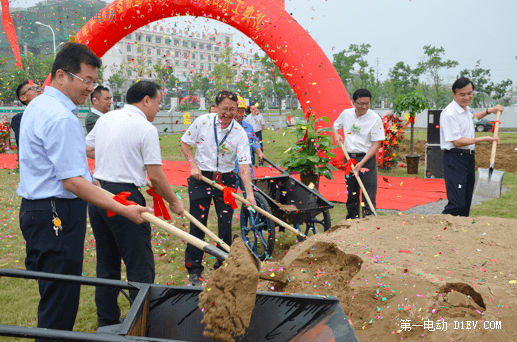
[44,0,352,162]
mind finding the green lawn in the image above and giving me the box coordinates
[0,127,516,340]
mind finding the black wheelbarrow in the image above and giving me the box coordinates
[0,269,358,341]
[240,158,334,261]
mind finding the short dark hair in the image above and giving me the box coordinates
[452,77,475,94]
[210,104,216,108]
[16,81,30,105]
[215,90,238,106]
[126,81,161,104]
[245,106,251,115]
[352,89,372,101]
[90,85,110,102]
[51,43,101,81]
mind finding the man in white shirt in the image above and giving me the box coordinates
[181,90,255,286]
[86,81,184,327]
[85,85,111,133]
[333,89,385,219]
[440,77,503,217]
[244,105,266,149]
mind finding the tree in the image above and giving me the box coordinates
[211,46,235,91]
[107,64,126,103]
[332,44,380,103]
[258,55,292,115]
[416,45,459,109]
[492,79,513,103]
[386,61,421,102]
[0,52,53,102]
[458,60,492,107]
[190,71,211,99]
[235,70,252,99]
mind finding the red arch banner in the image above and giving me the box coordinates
[45,0,352,161]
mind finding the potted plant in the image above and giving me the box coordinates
[279,110,337,190]
[393,92,431,174]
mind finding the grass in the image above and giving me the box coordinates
[0,126,516,340]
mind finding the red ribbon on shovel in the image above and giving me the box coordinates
[221,185,238,209]
[491,121,501,133]
[107,192,138,217]
[146,187,171,220]
[344,158,357,176]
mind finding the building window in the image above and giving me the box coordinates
[174,39,180,46]
[208,54,211,61]
[200,54,204,60]
[192,63,196,69]
[176,61,180,67]
[148,59,152,66]
[199,43,204,50]
[127,70,132,76]
[126,45,131,52]
[157,49,161,55]
[156,37,161,44]
[192,53,196,59]
[208,64,212,71]
[125,34,131,40]
[191,42,196,48]
[138,60,142,65]
[175,50,180,57]
[137,47,142,54]
[149,73,152,78]
[183,61,187,67]
[183,41,188,48]
[214,46,219,52]
[206,44,212,51]
[147,47,152,55]
[136,34,142,41]
[146,35,152,42]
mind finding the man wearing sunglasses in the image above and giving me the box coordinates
[12,81,43,153]
[17,43,151,340]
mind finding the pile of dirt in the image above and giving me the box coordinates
[259,214,517,341]
[199,238,259,342]
[399,140,517,172]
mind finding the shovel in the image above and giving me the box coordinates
[338,140,378,217]
[474,111,504,198]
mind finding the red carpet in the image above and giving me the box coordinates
[1,154,446,211]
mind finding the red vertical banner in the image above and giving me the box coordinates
[1,0,23,70]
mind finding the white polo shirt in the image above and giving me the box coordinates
[440,100,475,151]
[85,104,162,186]
[244,113,265,132]
[181,113,251,173]
[333,108,385,153]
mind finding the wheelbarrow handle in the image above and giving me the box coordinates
[490,111,501,168]
[200,175,307,240]
[146,181,230,253]
[99,187,229,262]
[262,157,289,176]
[338,141,378,217]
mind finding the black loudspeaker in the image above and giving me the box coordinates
[425,144,444,179]
[427,110,442,144]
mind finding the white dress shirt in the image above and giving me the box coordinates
[244,114,265,132]
[333,108,385,153]
[85,104,162,186]
[181,113,251,173]
[440,100,475,151]
[91,107,104,117]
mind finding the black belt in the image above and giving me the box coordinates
[97,179,139,189]
[201,171,231,176]
[349,152,366,158]
[447,148,475,155]
[22,197,81,203]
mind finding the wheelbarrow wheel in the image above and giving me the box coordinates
[240,192,275,261]
[294,209,331,242]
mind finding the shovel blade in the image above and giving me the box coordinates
[474,168,505,198]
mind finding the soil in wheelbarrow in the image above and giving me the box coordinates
[259,215,517,341]
[400,140,517,172]
[199,237,259,342]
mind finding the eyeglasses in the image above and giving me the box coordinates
[67,71,98,89]
[21,86,40,96]
[218,106,237,114]
[355,101,371,107]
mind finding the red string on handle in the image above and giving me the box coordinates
[107,192,138,217]
[221,185,238,209]
[491,121,501,134]
[146,187,171,220]
[344,158,357,176]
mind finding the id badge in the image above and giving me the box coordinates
[213,171,223,184]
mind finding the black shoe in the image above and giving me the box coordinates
[189,273,202,286]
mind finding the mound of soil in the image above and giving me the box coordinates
[259,214,517,341]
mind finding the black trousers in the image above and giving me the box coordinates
[88,181,154,327]
[255,130,263,148]
[442,150,475,217]
[185,171,236,275]
[345,154,378,219]
[19,197,87,342]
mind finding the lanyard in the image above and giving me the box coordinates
[213,115,234,170]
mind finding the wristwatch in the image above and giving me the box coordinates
[486,108,489,115]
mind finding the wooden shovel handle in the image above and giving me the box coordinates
[338,141,378,217]
[146,181,230,253]
[98,187,228,261]
[199,176,307,239]
[490,111,501,167]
